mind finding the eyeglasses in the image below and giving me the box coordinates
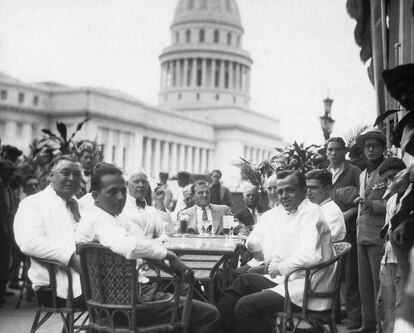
[364,143,383,150]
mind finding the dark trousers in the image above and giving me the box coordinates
[0,244,11,300]
[216,273,300,333]
[343,227,362,326]
[357,244,382,329]
[135,298,220,333]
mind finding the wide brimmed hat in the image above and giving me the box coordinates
[356,127,386,147]
[382,64,414,101]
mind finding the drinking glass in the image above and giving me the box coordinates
[223,215,233,238]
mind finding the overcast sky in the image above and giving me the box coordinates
[0,0,376,145]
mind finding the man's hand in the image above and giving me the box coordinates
[153,186,167,212]
[267,257,281,278]
[354,196,372,209]
[165,250,188,275]
[391,221,407,245]
[68,253,81,274]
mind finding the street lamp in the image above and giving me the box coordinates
[319,96,335,142]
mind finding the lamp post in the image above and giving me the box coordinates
[319,96,335,142]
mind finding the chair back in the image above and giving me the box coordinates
[300,241,351,313]
[78,243,138,307]
[78,242,194,333]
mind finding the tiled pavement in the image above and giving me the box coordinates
[0,287,350,333]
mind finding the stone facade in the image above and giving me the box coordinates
[0,0,282,189]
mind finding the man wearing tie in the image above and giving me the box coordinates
[120,171,174,238]
[179,180,232,235]
[14,155,84,306]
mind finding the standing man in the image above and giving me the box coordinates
[78,146,96,198]
[351,128,387,333]
[120,171,174,238]
[326,136,362,330]
[0,160,18,303]
[173,171,191,218]
[75,163,221,333]
[179,180,232,235]
[158,172,173,211]
[210,169,233,209]
[306,169,346,242]
[13,155,83,306]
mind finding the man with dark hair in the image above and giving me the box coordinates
[326,136,362,329]
[210,169,233,209]
[351,128,387,333]
[179,180,232,235]
[216,170,334,333]
[78,147,96,198]
[14,154,84,306]
[173,171,191,217]
[22,175,39,197]
[76,164,221,333]
[306,169,346,242]
[375,158,406,333]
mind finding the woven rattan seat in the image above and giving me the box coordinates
[78,243,194,333]
[274,242,351,333]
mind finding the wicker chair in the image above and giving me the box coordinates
[78,243,194,333]
[29,257,89,333]
[274,242,351,333]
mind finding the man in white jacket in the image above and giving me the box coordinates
[216,170,335,333]
[14,155,84,306]
[306,169,346,242]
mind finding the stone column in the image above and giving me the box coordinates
[22,123,31,151]
[106,130,114,164]
[186,146,193,172]
[246,67,251,93]
[144,137,152,175]
[153,139,161,178]
[219,60,225,89]
[201,58,207,87]
[183,59,188,87]
[191,58,197,87]
[211,59,216,88]
[194,147,201,173]
[200,148,207,173]
[132,133,143,172]
[235,63,240,90]
[163,141,170,172]
[229,61,234,90]
[171,142,178,175]
[178,144,185,171]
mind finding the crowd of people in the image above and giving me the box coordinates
[0,64,414,333]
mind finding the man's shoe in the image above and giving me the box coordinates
[349,327,376,333]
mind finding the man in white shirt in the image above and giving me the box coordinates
[75,163,220,333]
[120,171,173,238]
[179,180,232,235]
[216,170,335,333]
[14,155,84,306]
[306,169,346,242]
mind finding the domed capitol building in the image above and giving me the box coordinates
[0,0,282,188]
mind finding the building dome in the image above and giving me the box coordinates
[172,0,243,31]
[159,0,252,110]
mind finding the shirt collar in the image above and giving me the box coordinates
[196,204,210,212]
[284,198,309,215]
[319,198,332,206]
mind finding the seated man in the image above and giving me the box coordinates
[234,184,269,236]
[13,155,83,306]
[216,170,335,333]
[179,180,233,235]
[75,163,220,332]
[306,169,346,242]
[120,171,174,238]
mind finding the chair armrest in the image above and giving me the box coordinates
[30,256,75,307]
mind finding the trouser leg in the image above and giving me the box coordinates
[0,244,11,302]
[377,263,396,333]
[358,244,376,329]
[344,228,361,327]
[235,290,299,333]
[367,245,383,330]
[216,273,277,333]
